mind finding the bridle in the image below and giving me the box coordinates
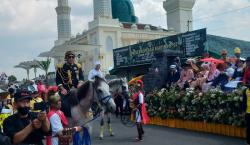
[93,79,112,106]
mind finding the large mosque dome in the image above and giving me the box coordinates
[111,0,138,23]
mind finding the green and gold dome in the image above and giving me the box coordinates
[111,0,138,23]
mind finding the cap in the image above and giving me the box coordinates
[95,61,101,66]
[170,65,176,69]
[65,51,75,59]
[14,89,32,102]
[234,47,241,54]
[239,57,246,62]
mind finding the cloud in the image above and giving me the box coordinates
[193,0,250,40]
[0,0,250,80]
[133,0,167,28]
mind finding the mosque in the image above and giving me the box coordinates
[39,0,196,76]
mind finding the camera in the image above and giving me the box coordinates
[33,102,48,112]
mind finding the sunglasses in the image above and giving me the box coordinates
[68,56,75,59]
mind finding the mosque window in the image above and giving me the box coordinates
[106,36,113,52]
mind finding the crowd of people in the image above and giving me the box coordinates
[1,48,250,144]
[166,47,250,92]
[0,51,86,145]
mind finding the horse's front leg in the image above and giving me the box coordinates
[99,111,105,140]
[107,112,114,137]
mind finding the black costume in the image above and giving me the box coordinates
[56,63,84,91]
[56,62,84,117]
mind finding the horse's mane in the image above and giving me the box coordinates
[108,78,122,87]
[68,81,92,107]
[68,76,107,106]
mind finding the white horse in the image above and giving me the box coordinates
[98,78,129,139]
[62,76,116,134]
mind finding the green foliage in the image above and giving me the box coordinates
[38,58,51,75]
[145,87,245,127]
[8,75,17,83]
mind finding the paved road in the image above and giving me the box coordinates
[91,116,245,145]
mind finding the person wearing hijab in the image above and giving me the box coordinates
[88,61,104,81]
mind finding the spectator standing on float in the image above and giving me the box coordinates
[177,63,194,89]
[232,58,246,81]
[230,47,241,66]
[190,63,210,90]
[220,49,230,63]
[243,57,250,85]
[3,89,50,145]
[225,62,235,81]
[173,57,182,71]
[211,63,229,91]
[166,65,180,88]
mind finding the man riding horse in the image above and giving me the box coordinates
[56,51,84,117]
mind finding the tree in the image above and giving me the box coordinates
[15,62,32,80]
[38,57,51,85]
[8,75,17,83]
[31,60,40,78]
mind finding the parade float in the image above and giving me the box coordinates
[145,87,246,138]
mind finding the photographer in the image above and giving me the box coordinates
[3,89,50,145]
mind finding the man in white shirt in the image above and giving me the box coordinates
[88,61,104,81]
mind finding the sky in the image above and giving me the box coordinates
[0,0,250,81]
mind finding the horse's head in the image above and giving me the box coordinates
[108,77,129,99]
[94,76,116,112]
[120,77,129,93]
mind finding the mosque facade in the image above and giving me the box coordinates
[39,0,195,76]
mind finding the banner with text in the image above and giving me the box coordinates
[113,29,206,68]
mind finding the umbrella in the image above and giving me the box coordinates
[200,57,224,64]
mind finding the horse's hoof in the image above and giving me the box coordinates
[110,133,115,137]
[99,137,103,140]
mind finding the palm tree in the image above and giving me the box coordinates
[31,60,40,78]
[15,62,32,80]
[37,57,51,85]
